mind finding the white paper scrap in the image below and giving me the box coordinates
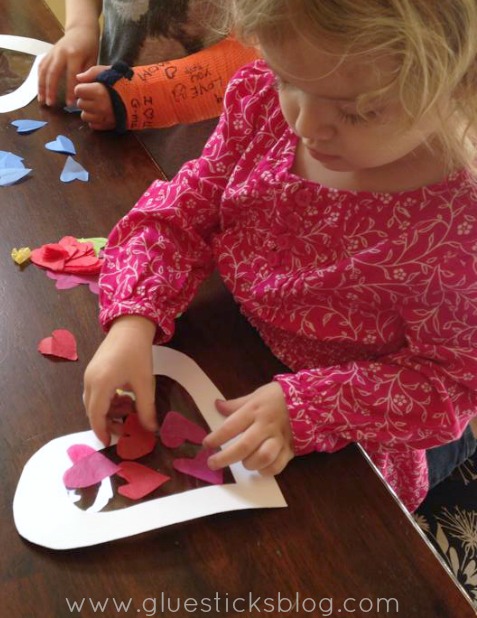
[0,35,53,113]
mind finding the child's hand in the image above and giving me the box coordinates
[38,26,99,107]
[203,382,294,475]
[75,66,116,131]
[83,316,157,445]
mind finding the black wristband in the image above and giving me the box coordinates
[95,61,134,134]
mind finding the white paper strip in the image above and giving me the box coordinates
[0,34,53,113]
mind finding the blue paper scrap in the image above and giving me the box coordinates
[11,119,47,134]
[0,151,31,186]
[0,167,32,186]
[0,151,24,168]
[64,103,82,114]
[45,135,76,156]
[60,156,89,183]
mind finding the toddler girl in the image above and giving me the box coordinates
[84,0,477,511]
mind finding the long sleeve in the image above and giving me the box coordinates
[98,60,275,340]
[274,228,477,456]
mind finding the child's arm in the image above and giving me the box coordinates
[38,0,102,106]
[273,294,477,460]
[83,63,274,445]
[73,37,259,132]
[205,335,477,476]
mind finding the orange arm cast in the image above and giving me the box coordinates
[96,37,259,131]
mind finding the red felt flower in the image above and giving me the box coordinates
[30,236,103,275]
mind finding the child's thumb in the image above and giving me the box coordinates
[76,65,110,82]
[215,395,250,417]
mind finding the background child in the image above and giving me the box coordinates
[83,0,477,512]
[37,0,257,131]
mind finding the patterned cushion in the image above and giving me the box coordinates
[415,452,477,605]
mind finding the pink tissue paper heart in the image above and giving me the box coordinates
[159,410,207,448]
[66,444,96,463]
[63,451,120,489]
[173,448,223,485]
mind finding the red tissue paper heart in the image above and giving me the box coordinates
[116,461,170,500]
[30,236,103,275]
[159,410,207,448]
[38,328,78,360]
[116,413,157,460]
[173,448,224,485]
[63,450,120,489]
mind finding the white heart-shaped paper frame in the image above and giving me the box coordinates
[0,35,53,113]
[13,346,287,549]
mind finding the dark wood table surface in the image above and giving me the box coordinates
[1,2,476,616]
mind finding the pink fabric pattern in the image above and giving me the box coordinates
[99,61,477,511]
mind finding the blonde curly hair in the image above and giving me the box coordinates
[218,0,477,172]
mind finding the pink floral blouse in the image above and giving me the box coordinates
[100,61,477,512]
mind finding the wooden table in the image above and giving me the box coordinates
[1,2,475,616]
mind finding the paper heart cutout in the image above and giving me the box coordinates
[11,119,47,133]
[46,270,99,293]
[38,328,78,361]
[116,461,170,500]
[0,167,32,186]
[173,448,223,485]
[60,156,89,183]
[67,444,96,463]
[45,134,76,155]
[159,410,207,448]
[0,150,24,167]
[63,451,120,489]
[0,150,30,186]
[116,413,157,460]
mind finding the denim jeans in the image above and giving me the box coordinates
[426,424,477,488]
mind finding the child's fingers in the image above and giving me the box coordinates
[204,403,252,450]
[204,395,253,448]
[257,446,294,476]
[37,56,50,104]
[133,378,158,433]
[76,64,110,82]
[207,424,264,470]
[76,89,116,130]
[81,115,116,131]
[74,82,101,102]
[44,58,63,106]
[241,436,282,471]
[84,387,114,447]
[215,394,251,417]
[65,60,84,106]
